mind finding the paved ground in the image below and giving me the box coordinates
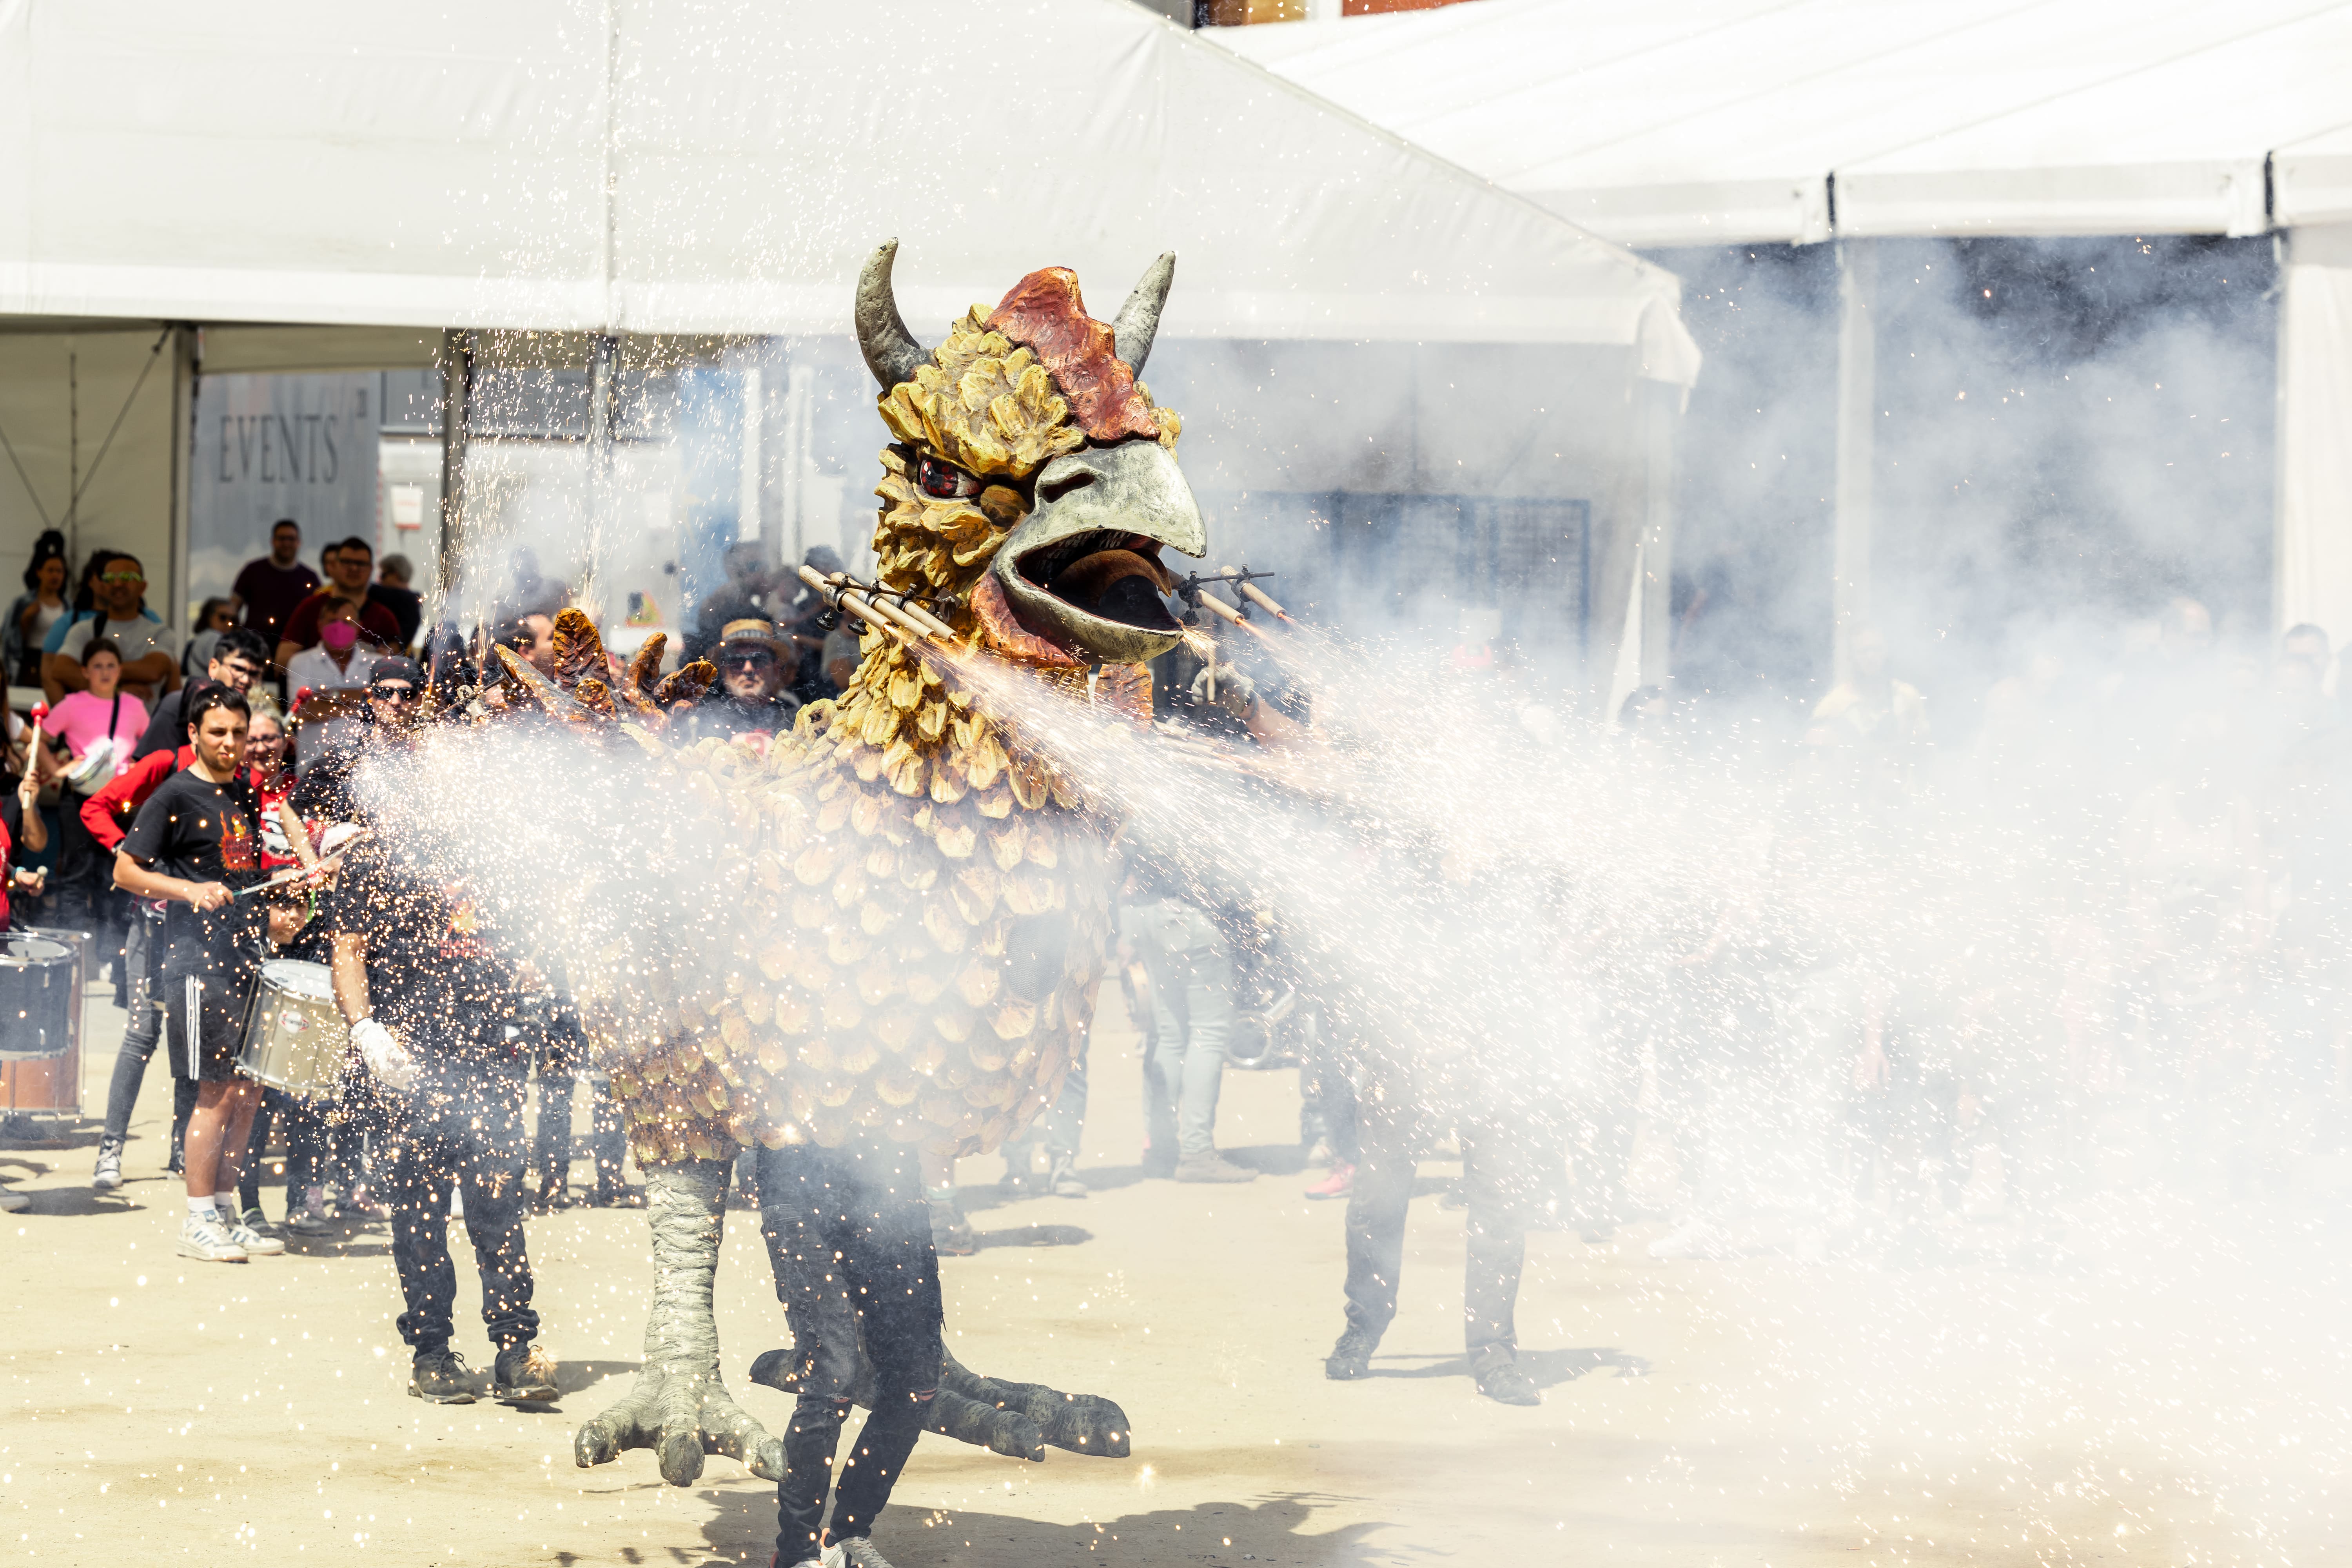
[8,982,2352,1566]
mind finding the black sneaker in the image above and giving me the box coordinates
[1471,1348,1541,1406]
[410,1348,477,1405]
[492,1342,560,1404]
[1325,1326,1379,1381]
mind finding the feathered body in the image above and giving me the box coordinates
[574,285,1183,1169]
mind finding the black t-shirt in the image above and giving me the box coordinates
[289,731,386,828]
[132,681,212,762]
[327,837,512,1054]
[120,768,265,976]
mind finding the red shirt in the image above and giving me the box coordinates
[281,590,402,655]
[250,767,314,870]
[80,744,195,853]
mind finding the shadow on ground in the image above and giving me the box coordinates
[1362,1346,1648,1388]
[676,1490,1395,1568]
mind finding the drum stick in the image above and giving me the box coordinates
[233,829,372,899]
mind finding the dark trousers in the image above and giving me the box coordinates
[382,1061,539,1354]
[757,1137,943,1560]
[99,907,167,1144]
[1343,1114,1530,1360]
[239,1088,327,1214]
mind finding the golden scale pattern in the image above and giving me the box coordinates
[581,308,1174,1171]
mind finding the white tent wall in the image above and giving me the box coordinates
[0,324,182,642]
[2277,225,2352,650]
[3,0,1698,690]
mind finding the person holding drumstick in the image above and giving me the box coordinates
[113,687,281,1263]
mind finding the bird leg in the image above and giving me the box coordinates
[573,1158,784,1485]
[746,1343,1129,1463]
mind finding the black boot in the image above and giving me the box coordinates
[410,1348,477,1405]
[492,1341,560,1404]
[1325,1325,1379,1381]
[1470,1345,1541,1406]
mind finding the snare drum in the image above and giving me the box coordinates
[236,960,346,1101]
[0,930,83,1115]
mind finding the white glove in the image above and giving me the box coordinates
[350,1016,418,1093]
[1189,664,1256,719]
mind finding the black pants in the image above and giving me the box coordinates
[382,1059,539,1355]
[100,906,166,1144]
[757,1136,943,1561]
[1343,1112,1532,1360]
[239,1088,327,1214]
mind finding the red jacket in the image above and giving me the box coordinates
[80,744,195,853]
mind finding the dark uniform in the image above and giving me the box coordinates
[757,1135,942,1562]
[329,837,541,1364]
[119,766,265,1083]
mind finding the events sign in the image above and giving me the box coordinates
[187,373,378,616]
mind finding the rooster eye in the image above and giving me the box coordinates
[918,454,983,499]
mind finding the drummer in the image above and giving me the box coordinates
[113,687,282,1264]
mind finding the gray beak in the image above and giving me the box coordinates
[990,438,1206,666]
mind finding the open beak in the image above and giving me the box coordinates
[990,438,1205,666]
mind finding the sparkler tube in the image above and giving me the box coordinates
[798,565,904,641]
[1218,565,1295,622]
[884,593,960,641]
[842,582,939,642]
[1193,590,1278,645]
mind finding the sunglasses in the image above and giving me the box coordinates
[719,652,777,669]
[99,571,146,585]
[370,685,417,703]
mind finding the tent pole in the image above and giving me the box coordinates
[2274,224,2352,653]
[437,328,474,622]
[1640,378,1677,686]
[1832,238,1876,685]
[168,326,196,632]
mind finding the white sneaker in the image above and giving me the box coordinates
[225,1212,286,1256]
[178,1213,249,1262]
[822,1539,897,1568]
[0,1189,28,1214]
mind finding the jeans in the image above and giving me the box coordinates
[99,906,166,1145]
[1343,1112,1534,1359]
[757,1136,942,1558]
[382,1059,539,1354]
[1135,933,1234,1158]
[1000,1057,1088,1164]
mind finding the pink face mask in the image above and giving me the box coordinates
[319,619,359,653]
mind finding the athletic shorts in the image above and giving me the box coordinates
[165,969,252,1083]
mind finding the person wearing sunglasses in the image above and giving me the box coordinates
[687,618,802,745]
[42,553,183,708]
[285,658,424,855]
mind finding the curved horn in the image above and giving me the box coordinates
[1111,251,1176,374]
[856,238,930,389]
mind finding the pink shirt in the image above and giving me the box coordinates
[47,689,150,773]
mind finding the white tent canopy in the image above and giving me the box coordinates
[1217,0,2352,651]
[1,0,1694,695]
[1212,0,2352,248]
[0,0,1694,373]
